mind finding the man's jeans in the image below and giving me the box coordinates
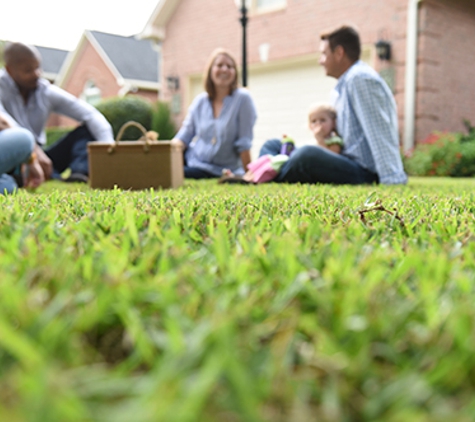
[0,127,34,194]
[45,124,94,177]
[260,139,378,185]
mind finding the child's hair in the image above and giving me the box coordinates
[307,103,337,123]
[308,103,339,137]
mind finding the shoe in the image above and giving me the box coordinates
[62,173,89,183]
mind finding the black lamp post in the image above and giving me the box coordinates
[239,0,248,87]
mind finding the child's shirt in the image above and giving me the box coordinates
[324,135,344,147]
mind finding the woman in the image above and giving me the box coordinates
[172,48,257,178]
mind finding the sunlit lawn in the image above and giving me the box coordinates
[1,177,475,422]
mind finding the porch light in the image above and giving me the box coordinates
[166,76,180,91]
[375,39,392,61]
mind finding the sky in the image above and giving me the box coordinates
[0,0,160,51]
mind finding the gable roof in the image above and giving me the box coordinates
[36,46,69,80]
[89,31,159,82]
[140,0,181,41]
[56,30,160,91]
[0,42,68,81]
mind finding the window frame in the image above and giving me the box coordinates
[235,0,287,15]
[254,0,286,14]
[80,80,102,106]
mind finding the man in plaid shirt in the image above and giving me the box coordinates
[260,26,407,185]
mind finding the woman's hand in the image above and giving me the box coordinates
[171,138,186,150]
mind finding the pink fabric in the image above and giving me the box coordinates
[247,155,278,183]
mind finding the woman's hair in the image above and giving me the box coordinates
[320,25,361,63]
[204,48,239,100]
[308,103,337,123]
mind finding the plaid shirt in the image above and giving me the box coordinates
[333,61,407,185]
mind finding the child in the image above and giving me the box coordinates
[220,103,343,184]
[307,103,343,154]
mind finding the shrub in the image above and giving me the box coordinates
[96,96,153,140]
[404,121,475,177]
[151,101,177,140]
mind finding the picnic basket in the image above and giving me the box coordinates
[88,121,183,190]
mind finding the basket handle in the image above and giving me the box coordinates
[108,121,156,154]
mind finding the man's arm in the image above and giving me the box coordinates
[0,101,18,129]
[349,76,407,185]
[48,85,114,143]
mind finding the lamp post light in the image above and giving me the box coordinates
[375,39,392,61]
[238,0,249,87]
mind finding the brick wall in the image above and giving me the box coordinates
[52,41,158,129]
[55,40,120,128]
[161,0,408,129]
[416,0,475,141]
[129,89,158,103]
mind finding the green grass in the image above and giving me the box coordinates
[1,178,475,421]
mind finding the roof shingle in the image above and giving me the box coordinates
[89,31,159,83]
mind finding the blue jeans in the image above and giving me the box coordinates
[0,127,35,194]
[260,139,378,185]
[45,124,94,177]
[184,166,216,179]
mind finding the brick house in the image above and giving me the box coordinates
[140,0,475,157]
[35,46,69,83]
[54,30,160,128]
[35,46,69,127]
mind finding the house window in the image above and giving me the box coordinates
[256,0,286,12]
[81,80,102,106]
[235,0,286,14]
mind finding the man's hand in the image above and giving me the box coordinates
[34,144,53,179]
[23,159,45,189]
[0,115,11,131]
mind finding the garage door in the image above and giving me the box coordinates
[248,57,336,158]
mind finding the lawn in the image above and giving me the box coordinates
[1,177,475,422]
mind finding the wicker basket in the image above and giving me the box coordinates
[88,121,183,190]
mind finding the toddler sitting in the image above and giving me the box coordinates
[220,103,343,184]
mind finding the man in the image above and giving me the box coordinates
[0,105,44,193]
[260,26,407,185]
[0,42,113,183]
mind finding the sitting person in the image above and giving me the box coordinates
[259,25,407,185]
[0,43,114,183]
[0,108,44,194]
[307,103,343,154]
[221,103,343,184]
[172,48,257,179]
